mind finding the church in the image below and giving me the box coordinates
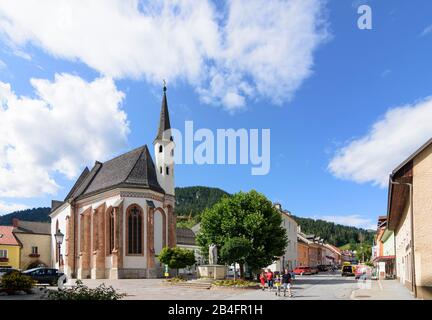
[49,85,176,279]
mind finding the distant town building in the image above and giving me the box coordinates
[0,226,20,269]
[372,217,395,279]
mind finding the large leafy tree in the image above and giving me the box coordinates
[196,190,288,277]
[220,237,252,280]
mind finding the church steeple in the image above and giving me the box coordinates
[153,81,175,196]
[154,81,171,142]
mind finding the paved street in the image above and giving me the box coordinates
[0,271,417,300]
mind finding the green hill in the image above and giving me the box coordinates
[0,207,51,225]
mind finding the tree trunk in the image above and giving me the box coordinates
[239,263,245,279]
[233,264,236,281]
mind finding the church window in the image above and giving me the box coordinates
[127,205,143,254]
[160,166,162,174]
[166,166,169,175]
[159,145,163,153]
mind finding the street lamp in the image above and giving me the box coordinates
[55,229,64,269]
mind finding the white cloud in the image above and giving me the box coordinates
[0,201,29,215]
[0,73,129,197]
[329,97,432,187]
[0,58,5,69]
[419,24,432,37]
[316,214,376,230]
[0,0,329,111]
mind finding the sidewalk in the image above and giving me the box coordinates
[351,279,417,300]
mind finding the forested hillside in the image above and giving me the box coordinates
[0,207,51,225]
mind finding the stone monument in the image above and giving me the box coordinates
[197,244,226,280]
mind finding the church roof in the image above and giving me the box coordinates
[154,85,171,142]
[64,145,164,201]
[176,228,196,246]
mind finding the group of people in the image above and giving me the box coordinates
[259,268,294,297]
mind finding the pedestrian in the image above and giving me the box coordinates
[259,270,266,291]
[281,268,293,297]
[274,274,282,296]
[266,269,274,292]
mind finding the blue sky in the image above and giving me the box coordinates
[1,1,432,231]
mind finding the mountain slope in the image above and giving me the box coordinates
[0,207,51,225]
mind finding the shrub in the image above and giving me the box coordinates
[47,280,126,300]
[0,271,36,294]
[213,279,257,287]
[166,276,187,283]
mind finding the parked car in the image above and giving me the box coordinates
[317,265,328,272]
[341,265,355,277]
[0,268,20,279]
[293,266,312,275]
[22,267,66,286]
[310,266,319,274]
[354,265,371,280]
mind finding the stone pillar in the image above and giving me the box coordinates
[147,207,155,277]
[78,208,91,279]
[167,206,176,248]
[92,203,106,279]
[110,206,119,279]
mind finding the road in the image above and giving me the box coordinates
[226,272,358,300]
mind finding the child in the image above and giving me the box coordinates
[259,271,266,291]
[274,274,282,296]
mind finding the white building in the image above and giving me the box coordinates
[266,203,298,271]
[50,85,176,279]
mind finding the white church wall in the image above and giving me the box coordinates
[154,210,164,255]
[50,204,71,272]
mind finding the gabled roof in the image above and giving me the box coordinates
[13,221,50,235]
[154,85,172,142]
[391,137,432,176]
[64,167,90,201]
[64,145,164,201]
[0,226,20,246]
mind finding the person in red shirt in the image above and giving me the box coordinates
[259,270,266,291]
[265,269,274,291]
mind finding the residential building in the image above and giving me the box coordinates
[266,203,298,271]
[49,85,176,280]
[324,244,341,266]
[373,217,395,279]
[297,231,312,267]
[0,226,21,269]
[11,219,51,270]
[387,138,432,299]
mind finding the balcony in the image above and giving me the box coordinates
[28,253,40,258]
[0,257,9,262]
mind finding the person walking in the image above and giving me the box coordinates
[281,268,293,297]
[266,269,274,292]
[259,270,266,291]
[274,274,282,296]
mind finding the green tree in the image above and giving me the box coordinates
[220,237,252,280]
[196,190,288,278]
[158,247,196,276]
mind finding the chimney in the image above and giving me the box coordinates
[12,218,19,227]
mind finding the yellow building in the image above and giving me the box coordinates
[12,219,51,270]
[0,226,21,269]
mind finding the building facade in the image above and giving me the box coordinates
[50,85,176,280]
[387,138,432,299]
[0,226,20,269]
[11,219,51,270]
[266,204,298,271]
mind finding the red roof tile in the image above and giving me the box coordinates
[0,226,20,246]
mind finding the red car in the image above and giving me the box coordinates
[293,266,312,275]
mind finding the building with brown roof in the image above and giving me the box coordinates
[0,226,21,269]
[387,138,432,299]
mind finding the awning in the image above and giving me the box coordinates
[373,255,395,262]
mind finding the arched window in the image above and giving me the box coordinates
[171,149,174,157]
[166,166,169,175]
[127,205,143,254]
[159,145,163,153]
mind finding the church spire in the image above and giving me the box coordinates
[154,80,171,142]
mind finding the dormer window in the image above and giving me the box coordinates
[166,166,169,175]
[159,145,163,153]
